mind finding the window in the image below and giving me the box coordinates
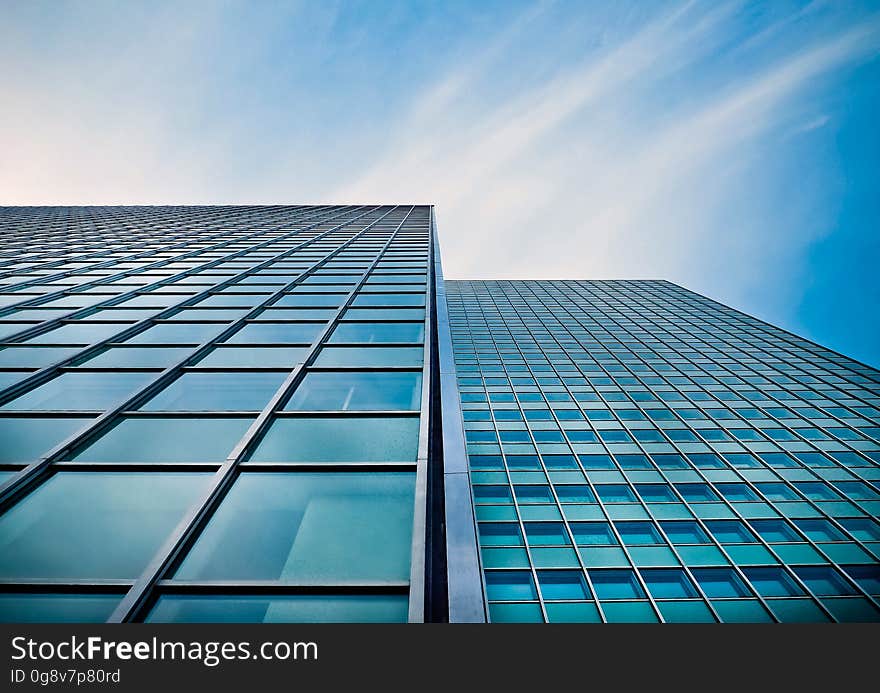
[555,486,596,504]
[175,472,414,582]
[0,472,210,578]
[641,569,699,599]
[146,594,408,623]
[743,567,805,597]
[194,346,308,368]
[479,523,524,546]
[328,322,423,344]
[224,323,323,345]
[141,372,286,411]
[68,417,253,462]
[570,522,618,546]
[692,569,751,598]
[538,571,591,600]
[703,520,757,544]
[485,571,537,601]
[595,485,637,503]
[249,416,419,462]
[26,323,124,345]
[0,594,120,623]
[351,293,425,307]
[0,417,90,462]
[615,521,664,546]
[794,519,846,542]
[127,323,227,345]
[80,347,192,368]
[313,346,423,368]
[2,372,154,411]
[589,570,646,600]
[524,523,570,546]
[285,372,421,411]
[749,519,801,543]
[660,521,710,544]
[0,347,80,367]
[793,567,857,596]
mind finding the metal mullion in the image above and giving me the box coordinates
[0,206,378,404]
[0,205,359,344]
[108,205,413,623]
[0,207,390,509]
[406,208,433,623]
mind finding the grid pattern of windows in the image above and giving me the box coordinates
[0,205,433,623]
[447,280,880,623]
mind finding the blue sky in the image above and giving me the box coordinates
[1,0,878,365]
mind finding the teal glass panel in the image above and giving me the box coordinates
[537,570,591,599]
[767,598,830,622]
[711,599,773,623]
[2,372,154,411]
[488,602,544,622]
[313,346,423,368]
[285,372,421,411]
[0,417,90,462]
[641,569,699,598]
[250,416,419,462]
[80,347,191,368]
[275,294,346,308]
[175,472,414,582]
[0,347,80,367]
[328,322,423,344]
[146,594,408,623]
[570,522,618,546]
[0,594,120,623]
[589,570,646,599]
[342,308,425,321]
[225,323,323,344]
[352,293,425,307]
[793,566,857,596]
[141,372,286,411]
[26,323,124,345]
[601,601,658,622]
[544,602,601,622]
[657,600,716,623]
[69,417,252,462]
[743,567,805,597]
[692,568,752,598]
[478,523,524,546]
[127,323,227,345]
[485,571,537,600]
[195,346,307,368]
[0,472,210,578]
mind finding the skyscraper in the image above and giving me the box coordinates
[0,205,877,622]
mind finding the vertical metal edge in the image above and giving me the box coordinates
[433,215,487,623]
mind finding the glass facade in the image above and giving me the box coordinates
[0,205,431,623]
[447,280,880,622]
[1,206,877,623]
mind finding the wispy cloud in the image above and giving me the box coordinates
[334,1,880,303]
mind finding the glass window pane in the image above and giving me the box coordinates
[744,567,805,597]
[79,347,191,368]
[285,372,422,411]
[570,522,617,546]
[225,323,323,345]
[175,472,414,581]
[146,594,408,623]
[195,346,307,368]
[589,570,646,600]
[313,346,423,368]
[641,569,699,598]
[328,322,423,344]
[793,566,857,596]
[342,308,424,321]
[0,347,80,367]
[127,323,227,345]
[0,472,210,578]
[250,416,419,462]
[26,323,124,345]
[68,417,252,462]
[0,417,91,462]
[692,568,752,598]
[2,372,154,411]
[538,570,591,600]
[352,293,425,307]
[485,571,537,601]
[141,372,286,411]
[0,594,120,623]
